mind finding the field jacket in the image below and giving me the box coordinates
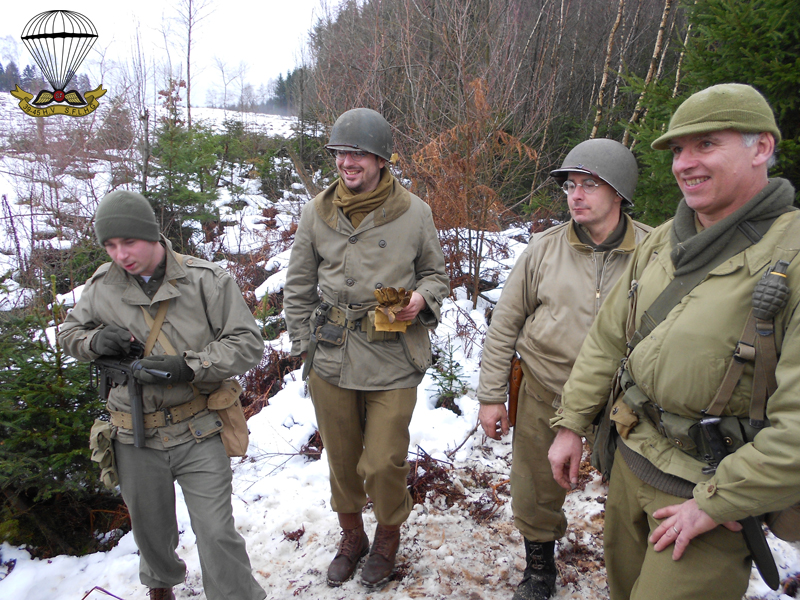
[284,174,449,390]
[477,214,651,404]
[59,239,264,449]
[553,179,800,523]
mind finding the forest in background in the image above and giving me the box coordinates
[1,0,799,559]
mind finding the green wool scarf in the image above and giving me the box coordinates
[670,178,796,276]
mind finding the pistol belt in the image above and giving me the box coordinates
[620,374,760,464]
[109,395,208,430]
[327,305,398,341]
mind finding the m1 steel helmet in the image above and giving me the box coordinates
[325,108,393,161]
[550,138,638,206]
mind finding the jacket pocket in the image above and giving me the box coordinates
[400,321,432,373]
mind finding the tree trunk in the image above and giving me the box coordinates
[591,0,625,138]
[623,0,674,146]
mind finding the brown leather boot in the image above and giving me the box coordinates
[327,512,370,586]
[147,589,175,600]
[360,523,401,588]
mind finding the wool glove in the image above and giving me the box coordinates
[134,355,195,385]
[90,325,133,356]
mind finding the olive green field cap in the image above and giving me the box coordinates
[94,190,160,245]
[326,108,393,161]
[652,83,781,150]
[550,138,638,206]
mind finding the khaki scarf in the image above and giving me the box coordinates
[333,168,393,228]
[670,178,795,275]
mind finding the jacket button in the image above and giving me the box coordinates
[346,278,355,287]
[379,240,387,248]
[611,407,618,415]
[203,361,210,367]
[707,484,715,493]
[376,283,383,289]
[349,236,358,244]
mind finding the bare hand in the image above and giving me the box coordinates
[650,499,742,560]
[395,291,426,321]
[548,427,583,490]
[479,403,510,439]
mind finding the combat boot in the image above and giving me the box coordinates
[512,539,557,600]
[360,523,401,588]
[327,512,370,586]
[147,589,175,600]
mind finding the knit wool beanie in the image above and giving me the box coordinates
[94,190,160,245]
[652,83,781,150]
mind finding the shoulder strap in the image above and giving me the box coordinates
[141,251,185,357]
[628,218,776,351]
[705,212,800,421]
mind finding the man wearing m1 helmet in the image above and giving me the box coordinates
[478,138,650,600]
[284,108,449,589]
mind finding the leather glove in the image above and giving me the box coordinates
[133,355,195,385]
[90,325,133,356]
[373,286,412,323]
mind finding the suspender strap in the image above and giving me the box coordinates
[704,311,757,417]
[140,251,184,357]
[628,219,776,352]
[142,301,170,356]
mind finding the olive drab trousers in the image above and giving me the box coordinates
[114,436,265,600]
[604,447,751,600]
[308,368,416,526]
[510,373,572,542]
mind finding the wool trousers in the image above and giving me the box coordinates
[604,446,751,600]
[510,373,570,542]
[114,435,265,600]
[308,368,416,526]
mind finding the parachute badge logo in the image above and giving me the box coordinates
[10,10,106,118]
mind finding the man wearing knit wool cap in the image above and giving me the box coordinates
[549,83,798,600]
[59,190,266,600]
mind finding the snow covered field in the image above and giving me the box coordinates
[0,98,798,600]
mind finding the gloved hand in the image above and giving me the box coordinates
[373,286,412,323]
[90,325,133,356]
[133,355,195,385]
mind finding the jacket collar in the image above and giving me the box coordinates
[566,213,637,254]
[315,174,412,230]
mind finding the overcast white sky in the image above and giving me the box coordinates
[1,2,330,106]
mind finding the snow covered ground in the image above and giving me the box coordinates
[1,99,799,600]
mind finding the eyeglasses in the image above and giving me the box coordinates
[331,149,368,160]
[562,179,605,195]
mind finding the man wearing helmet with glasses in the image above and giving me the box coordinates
[284,108,449,589]
[477,138,650,600]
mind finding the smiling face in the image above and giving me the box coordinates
[669,130,774,227]
[103,238,165,277]
[565,172,623,243]
[335,150,386,194]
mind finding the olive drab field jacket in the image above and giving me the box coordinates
[477,214,651,405]
[58,238,264,449]
[554,179,800,524]
[284,174,449,390]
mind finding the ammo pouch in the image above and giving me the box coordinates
[206,379,249,457]
[90,419,119,489]
[189,411,224,442]
[365,310,399,342]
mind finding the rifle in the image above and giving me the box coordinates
[93,341,172,448]
[699,416,780,590]
[508,355,523,427]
